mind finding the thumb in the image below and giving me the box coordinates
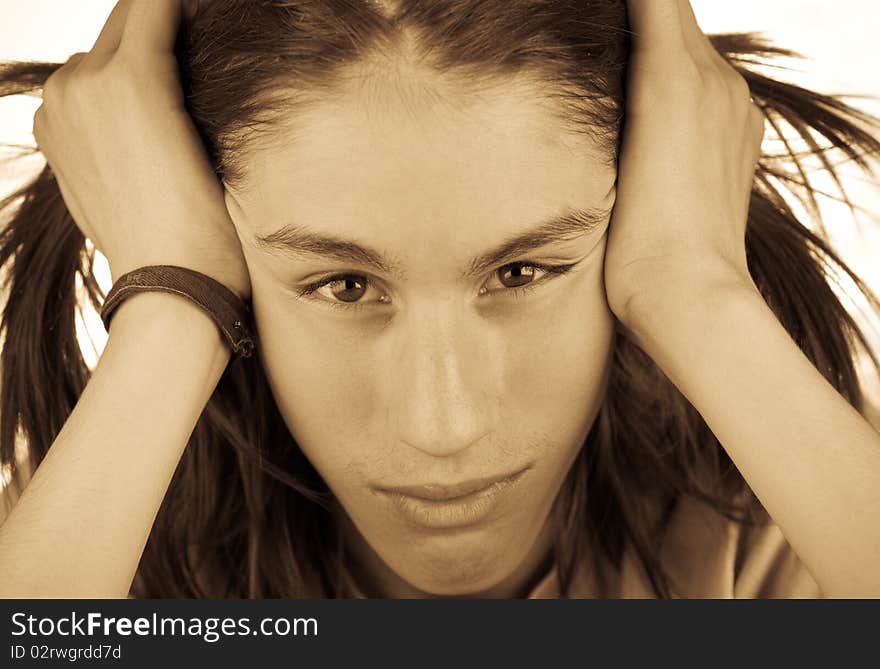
[118,0,193,55]
[626,0,687,58]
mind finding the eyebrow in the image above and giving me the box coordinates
[253,206,610,280]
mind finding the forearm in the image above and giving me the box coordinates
[625,274,880,597]
[0,293,230,598]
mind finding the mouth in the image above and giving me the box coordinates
[372,465,531,530]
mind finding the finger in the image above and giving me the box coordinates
[678,0,753,95]
[679,0,739,77]
[39,53,87,106]
[119,0,195,55]
[746,102,766,159]
[65,51,89,70]
[676,0,716,65]
[90,0,135,56]
[626,0,688,57]
[31,103,47,147]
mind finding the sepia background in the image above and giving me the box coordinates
[0,1,879,479]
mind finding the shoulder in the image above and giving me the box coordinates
[731,513,823,598]
[655,493,823,598]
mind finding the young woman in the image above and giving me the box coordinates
[0,0,879,599]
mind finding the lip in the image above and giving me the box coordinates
[373,466,531,530]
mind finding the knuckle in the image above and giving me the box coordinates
[45,65,91,106]
[727,72,752,104]
[40,69,64,105]
[70,53,101,79]
[748,105,766,141]
[67,51,89,67]
[43,51,90,101]
[31,105,48,144]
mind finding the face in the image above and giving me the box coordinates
[224,72,618,597]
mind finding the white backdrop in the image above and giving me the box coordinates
[0,1,879,383]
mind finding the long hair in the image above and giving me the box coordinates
[1,0,879,598]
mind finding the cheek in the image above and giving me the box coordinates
[501,250,615,434]
[251,291,381,488]
[233,252,377,497]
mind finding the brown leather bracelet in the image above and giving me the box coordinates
[99,265,255,358]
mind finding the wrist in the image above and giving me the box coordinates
[111,258,250,303]
[618,264,761,352]
[102,265,254,358]
[104,291,232,373]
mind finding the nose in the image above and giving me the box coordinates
[393,302,494,458]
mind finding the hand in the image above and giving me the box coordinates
[32,0,251,299]
[604,0,764,328]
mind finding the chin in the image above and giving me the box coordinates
[398,561,516,598]
[338,483,555,597]
[385,529,538,598]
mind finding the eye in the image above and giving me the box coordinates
[479,262,576,296]
[498,263,537,288]
[319,275,367,302]
[297,261,579,311]
[298,273,390,307]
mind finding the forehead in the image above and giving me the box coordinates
[229,74,617,246]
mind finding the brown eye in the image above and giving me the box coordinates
[497,263,536,288]
[301,272,392,308]
[326,275,368,302]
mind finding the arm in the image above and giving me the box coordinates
[626,272,880,597]
[608,0,880,597]
[0,293,229,597]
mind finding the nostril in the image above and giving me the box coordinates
[398,426,490,459]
